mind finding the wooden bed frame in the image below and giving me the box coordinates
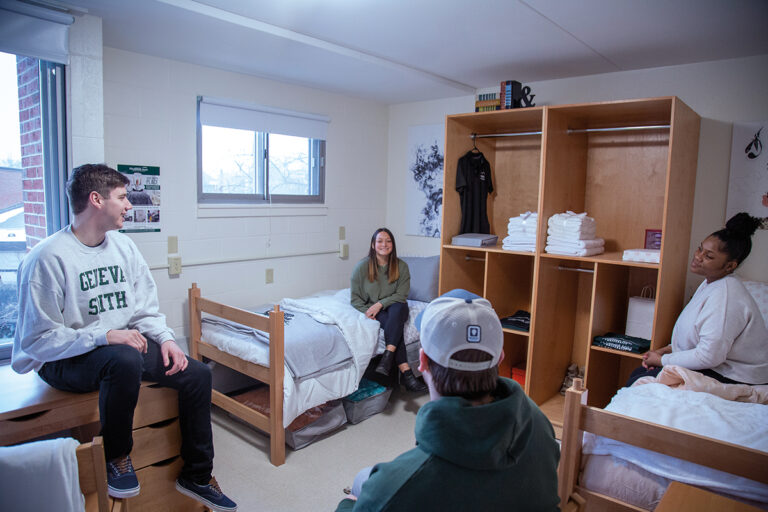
[188,283,286,466]
[557,379,768,512]
[76,436,114,512]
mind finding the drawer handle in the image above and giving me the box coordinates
[146,417,177,429]
[7,409,51,422]
[152,455,180,467]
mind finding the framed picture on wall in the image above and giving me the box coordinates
[406,124,444,238]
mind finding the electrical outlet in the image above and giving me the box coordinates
[339,242,349,259]
[167,235,178,254]
[265,268,274,284]
[168,256,182,276]
[338,226,345,240]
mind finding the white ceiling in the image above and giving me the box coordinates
[63,0,768,104]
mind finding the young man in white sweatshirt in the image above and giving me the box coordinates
[12,164,236,512]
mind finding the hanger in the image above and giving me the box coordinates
[470,134,481,153]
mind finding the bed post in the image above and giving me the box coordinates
[558,378,587,511]
[188,283,201,361]
[269,304,286,466]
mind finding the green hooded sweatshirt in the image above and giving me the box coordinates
[336,378,560,511]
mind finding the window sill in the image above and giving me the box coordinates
[196,203,328,218]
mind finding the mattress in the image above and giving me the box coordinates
[581,383,768,507]
[581,454,768,511]
[200,288,428,426]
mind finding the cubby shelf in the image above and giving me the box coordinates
[438,97,700,416]
[589,346,645,359]
[502,328,530,337]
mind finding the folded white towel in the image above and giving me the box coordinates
[502,244,535,253]
[548,211,596,230]
[504,245,535,252]
[508,211,538,225]
[503,234,536,245]
[545,244,605,257]
[547,225,597,240]
[546,236,604,249]
[508,229,537,239]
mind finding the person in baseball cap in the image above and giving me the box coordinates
[336,290,560,512]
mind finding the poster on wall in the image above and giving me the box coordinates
[117,164,161,233]
[406,124,444,238]
[726,122,768,220]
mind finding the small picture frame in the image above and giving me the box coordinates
[644,229,662,250]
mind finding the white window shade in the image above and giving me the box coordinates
[0,0,74,64]
[199,96,329,140]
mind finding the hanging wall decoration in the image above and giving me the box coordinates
[727,121,768,220]
[406,124,444,238]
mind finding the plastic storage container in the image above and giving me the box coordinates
[343,379,392,424]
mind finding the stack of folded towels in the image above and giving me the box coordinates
[546,211,605,256]
[502,211,537,252]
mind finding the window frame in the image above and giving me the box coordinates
[0,58,67,362]
[196,96,327,205]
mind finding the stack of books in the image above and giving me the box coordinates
[499,80,522,109]
[592,332,651,353]
[475,92,500,112]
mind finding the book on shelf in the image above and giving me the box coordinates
[499,80,523,109]
[475,98,500,112]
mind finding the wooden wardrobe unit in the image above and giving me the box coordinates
[439,97,700,431]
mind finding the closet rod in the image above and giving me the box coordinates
[557,265,594,274]
[465,256,485,262]
[567,124,670,134]
[469,124,670,140]
[471,131,541,139]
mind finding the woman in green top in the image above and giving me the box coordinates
[351,228,425,392]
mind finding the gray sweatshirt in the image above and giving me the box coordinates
[12,226,174,373]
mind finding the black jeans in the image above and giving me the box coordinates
[377,302,409,367]
[39,342,214,484]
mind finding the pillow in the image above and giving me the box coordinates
[400,255,440,302]
[742,280,768,326]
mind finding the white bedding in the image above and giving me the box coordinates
[202,288,427,427]
[582,383,768,504]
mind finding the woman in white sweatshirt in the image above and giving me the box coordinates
[628,213,767,386]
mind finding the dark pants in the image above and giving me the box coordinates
[377,302,409,367]
[39,342,214,484]
[625,365,748,388]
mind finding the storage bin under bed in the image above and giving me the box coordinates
[231,387,347,450]
[342,379,392,425]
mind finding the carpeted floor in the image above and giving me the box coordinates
[210,387,430,511]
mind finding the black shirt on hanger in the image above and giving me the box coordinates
[456,149,493,234]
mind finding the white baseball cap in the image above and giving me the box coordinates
[416,289,503,371]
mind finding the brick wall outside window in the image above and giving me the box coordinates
[17,57,46,249]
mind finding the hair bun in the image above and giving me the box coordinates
[725,212,761,238]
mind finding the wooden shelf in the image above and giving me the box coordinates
[589,345,644,359]
[539,251,659,269]
[442,243,535,257]
[502,328,530,337]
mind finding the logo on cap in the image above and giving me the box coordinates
[467,325,481,343]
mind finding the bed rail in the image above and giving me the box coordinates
[557,379,768,512]
[188,283,286,466]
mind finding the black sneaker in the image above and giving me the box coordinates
[106,455,140,498]
[176,476,237,512]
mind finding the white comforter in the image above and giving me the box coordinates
[271,289,380,426]
[280,288,381,385]
[582,382,768,503]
